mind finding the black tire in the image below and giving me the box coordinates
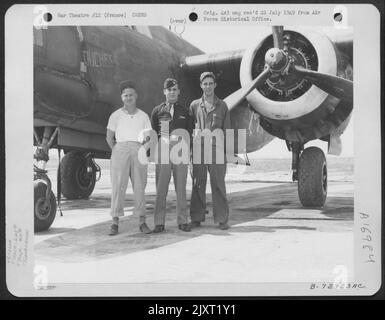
[60,151,96,199]
[34,181,57,232]
[298,146,327,207]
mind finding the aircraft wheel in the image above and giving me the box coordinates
[60,151,96,199]
[34,181,57,232]
[298,146,327,207]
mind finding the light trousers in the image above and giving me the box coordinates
[110,142,147,223]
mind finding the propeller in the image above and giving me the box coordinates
[224,25,353,110]
[224,66,271,110]
[272,26,284,49]
[292,65,353,103]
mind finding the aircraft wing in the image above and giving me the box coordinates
[181,49,245,102]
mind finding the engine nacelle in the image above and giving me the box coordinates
[240,27,353,143]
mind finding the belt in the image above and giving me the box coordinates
[116,141,141,145]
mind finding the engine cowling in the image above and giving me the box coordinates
[240,27,353,143]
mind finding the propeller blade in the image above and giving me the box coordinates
[224,67,271,110]
[272,26,284,49]
[293,65,353,102]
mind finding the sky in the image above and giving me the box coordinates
[174,25,354,159]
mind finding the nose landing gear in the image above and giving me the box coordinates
[34,127,58,232]
[34,178,57,232]
[33,127,100,232]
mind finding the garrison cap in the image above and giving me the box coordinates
[119,80,137,93]
[163,78,178,89]
[200,72,216,83]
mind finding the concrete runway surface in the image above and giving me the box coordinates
[34,158,354,284]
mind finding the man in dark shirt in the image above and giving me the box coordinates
[150,78,193,233]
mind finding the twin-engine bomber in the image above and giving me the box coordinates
[33,25,353,231]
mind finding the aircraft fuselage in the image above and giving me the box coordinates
[34,26,204,155]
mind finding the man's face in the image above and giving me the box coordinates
[163,84,180,103]
[200,77,216,97]
[121,88,137,107]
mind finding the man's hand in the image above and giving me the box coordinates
[106,129,116,150]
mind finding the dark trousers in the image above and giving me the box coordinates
[190,163,229,224]
[154,163,188,225]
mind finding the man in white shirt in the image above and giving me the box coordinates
[106,80,152,235]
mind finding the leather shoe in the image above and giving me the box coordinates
[178,224,191,232]
[189,221,201,228]
[139,223,152,234]
[219,223,229,230]
[153,225,165,233]
[109,224,118,236]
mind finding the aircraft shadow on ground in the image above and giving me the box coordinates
[35,183,353,263]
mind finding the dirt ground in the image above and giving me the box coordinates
[34,157,354,289]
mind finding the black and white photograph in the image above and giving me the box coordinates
[4,4,382,297]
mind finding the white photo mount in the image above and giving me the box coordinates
[4,4,382,297]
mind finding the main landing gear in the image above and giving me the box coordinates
[60,151,98,199]
[288,142,327,207]
[34,127,100,232]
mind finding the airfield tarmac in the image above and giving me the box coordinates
[34,157,354,286]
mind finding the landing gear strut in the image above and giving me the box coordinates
[34,127,58,232]
[288,141,302,181]
[288,142,327,207]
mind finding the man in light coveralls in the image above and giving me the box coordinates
[150,78,193,233]
[189,72,231,230]
[106,80,152,236]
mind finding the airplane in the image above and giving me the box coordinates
[33,25,353,232]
